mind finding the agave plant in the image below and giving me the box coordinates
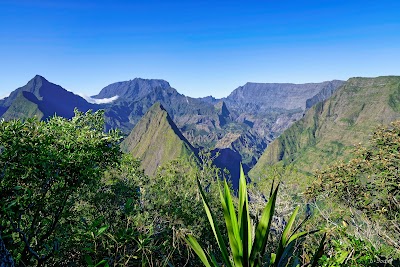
[186,166,325,267]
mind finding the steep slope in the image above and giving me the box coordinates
[225,80,344,112]
[101,79,343,176]
[92,78,171,100]
[1,75,345,178]
[121,102,197,176]
[1,91,44,120]
[250,76,400,179]
[94,78,222,147]
[0,75,97,120]
[305,81,342,109]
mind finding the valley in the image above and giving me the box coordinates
[0,75,344,183]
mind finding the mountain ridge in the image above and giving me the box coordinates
[0,74,346,178]
[121,102,197,176]
[250,75,400,180]
[0,75,98,119]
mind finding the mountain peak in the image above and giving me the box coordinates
[93,78,172,100]
[214,101,230,117]
[26,75,51,88]
[121,102,196,176]
[32,74,47,81]
[0,75,96,119]
[150,101,167,112]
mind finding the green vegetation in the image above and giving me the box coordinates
[121,102,197,176]
[1,99,400,265]
[247,77,400,266]
[1,92,44,121]
[186,166,325,267]
[308,121,400,257]
[0,109,121,265]
[0,111,223,266]
[251,76,400,180]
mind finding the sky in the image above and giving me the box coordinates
[1,0,400,98]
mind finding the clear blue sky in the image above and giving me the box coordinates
[1,0,400,98]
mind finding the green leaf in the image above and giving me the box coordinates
[220,180,242,266]
[97,225,108,236]
[197,178,232,267]
[94,259,109,267]
[275,206,300,261]
[84,255,93,266]
[310,233,326,267]
[282,206,299,246]
[185,235,213,267]
[250,184,279,267]
[238,165,252,258]
[287,229,321,245]
[242,200,249,267]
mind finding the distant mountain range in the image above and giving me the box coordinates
[250,76,400,185]
[0,74,345,184]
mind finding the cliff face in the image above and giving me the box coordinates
[225,80,344,111]
[305,80,344,109]
[92,78,171,100]
[250,76,400,179]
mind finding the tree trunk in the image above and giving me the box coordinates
[0,233,14,267]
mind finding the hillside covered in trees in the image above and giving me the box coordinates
[1,108,399,266]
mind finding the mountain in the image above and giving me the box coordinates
[250,76,400,180]
[224,80,345,112]
[305,81,343,109]
[0,75,97,120]
[92,78,171,101]
[0,75,345,179]
[205,80,345,173]
[93,78,222,141]
[121,102,197,176]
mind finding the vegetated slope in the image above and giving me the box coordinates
[250,76,400,180]
[0,75,98,120]
[93,78,259,174]
[209,80,345,173]
[1,75,344,178]
[121,102,197,176]
[1,91,44,120]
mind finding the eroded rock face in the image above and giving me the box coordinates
[92,78,171,100]
[305,80,345,109]
[225,80,344,111]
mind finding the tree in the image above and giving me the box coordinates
[63,154,149,266]
[308,120,400,254]
[130,153,225,266]
[0,110,122,266]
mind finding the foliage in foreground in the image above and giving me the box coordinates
[0,110,122,265]
[128,153,224,266]
[186,166,325,267]
[308,121,400,257]
[0,111,225,266]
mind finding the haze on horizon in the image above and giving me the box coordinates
[1,0,400,98]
